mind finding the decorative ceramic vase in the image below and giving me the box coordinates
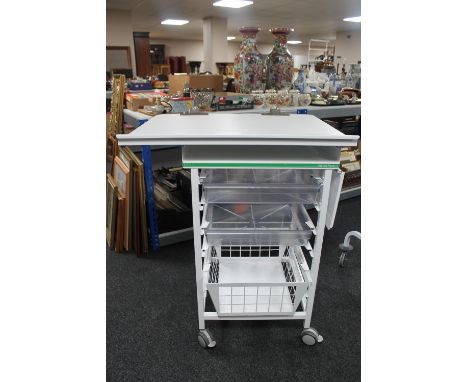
[234,27,264,93]
[264,89,277,108]
[266,28,294,90]
[298,93,311,107]
[251,90,265,108]
[277,89,291,107]
[293,69,306,93]
[289,89,299,106]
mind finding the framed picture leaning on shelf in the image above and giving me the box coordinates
[106,174,118,248]
[113,156,130,250]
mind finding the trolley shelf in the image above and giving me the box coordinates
[201,169,323,204]
[206,246,310,316]
[203,203,314,246]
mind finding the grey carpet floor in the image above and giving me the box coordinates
[107,197,361,382]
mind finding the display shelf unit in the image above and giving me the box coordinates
[117,113,359,347]
[340,185,361,201]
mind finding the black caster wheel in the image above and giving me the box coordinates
[301,328,323,346]
[198,329,216,349]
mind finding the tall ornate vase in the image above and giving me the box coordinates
[266,27,294,90]
[233,27,264,93]
[293,69,306,93]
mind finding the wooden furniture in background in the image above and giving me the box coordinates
[133,32,151,77]
[216,62,234,77]
[169,74,223,94]
[150,44,165,65]
[152,64,171,76]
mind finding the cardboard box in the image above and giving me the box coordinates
[169,74,224,94]
[125,92,166,111]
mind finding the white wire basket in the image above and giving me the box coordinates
[206,246,311,316]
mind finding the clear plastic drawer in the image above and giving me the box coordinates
[201,169,323,205]
[203,203,313,246]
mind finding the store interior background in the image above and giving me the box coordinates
[106,0,361,76]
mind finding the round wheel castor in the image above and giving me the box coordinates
[339,252,347,267]
[301,328,323,346]
[198,329,216,349]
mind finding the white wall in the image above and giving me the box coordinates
[147,35,361,70]
[335,30,361,65]
[150,39,204,61]
[150,39,310,68]
[106,10,136,74]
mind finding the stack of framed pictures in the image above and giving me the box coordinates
[106,147,148,255]
[106,174,119,249]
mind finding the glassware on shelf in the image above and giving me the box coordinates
[190,88,214,111]
[233,27,264,94]
[265,28,294,91]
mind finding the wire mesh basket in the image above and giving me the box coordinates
[206,246,310,316]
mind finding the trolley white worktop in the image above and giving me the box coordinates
[117,113,359,147]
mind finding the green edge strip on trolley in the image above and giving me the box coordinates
[183,162,340,169]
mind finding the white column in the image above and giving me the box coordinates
[202,17,228,73]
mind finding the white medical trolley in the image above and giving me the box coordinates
[118,112,359,348]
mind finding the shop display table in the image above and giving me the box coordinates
[117,113,359,348]
[123,109,151,128]
[122,104,361,128]
[228,104,361,119]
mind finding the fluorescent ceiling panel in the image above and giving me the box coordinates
[161,19,189,25]
[343,16,361,22]
[213,1,254,9]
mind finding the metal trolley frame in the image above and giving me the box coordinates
[118,113,359,348]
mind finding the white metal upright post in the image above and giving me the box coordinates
[190,169,205,330]
[304,169,333,329]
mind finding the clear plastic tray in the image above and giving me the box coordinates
[201,169,323,204]
[203,203,313,246]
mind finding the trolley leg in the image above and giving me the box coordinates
[302,169,333,343]
[191,169,206,331]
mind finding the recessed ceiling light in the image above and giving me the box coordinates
[161,19,189,25]
[213,0,253,9]
[343,16,361,22]
[227,36,236,40]
[288,40,302,44]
